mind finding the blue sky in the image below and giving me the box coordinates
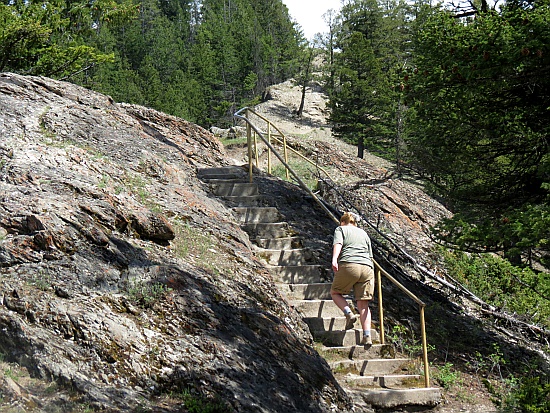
[281,0,343,40]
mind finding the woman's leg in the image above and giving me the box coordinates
[330,290,351,312]
[357,299,371,333]
[331,263,358,328]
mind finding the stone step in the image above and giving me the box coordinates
[200,164,442,411]
[255,237,303,250]
[257,249,315,266]
[233,207,281,223]
[211,182,259,197]
[316,343,395,361]
[268,265,330,284]
[202,178,248,184]
[304,316,377,333]
[328,358,410,376]
[278,283,331,300]
[197,166,247,181]
[338,373,424,389]
[312,328,379,347]
[242,222,291,238]
[290,299,354,318]
[222,195,263,207]
[350,387,441,409]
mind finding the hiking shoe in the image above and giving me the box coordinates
[345,312,358,329]
[361,335,373,346]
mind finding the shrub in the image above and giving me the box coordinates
[442,249,550,329]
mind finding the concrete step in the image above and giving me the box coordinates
[311,328,379,347]
[328,358,410,376]
[290,299,354,318]
[268,265,331,284]
[200,164,441,410]
[338,373,424,389]
[197,166,247,180]
[304,315,377,333]
[350,387,441,409]
[316,344,395,361]
[210,182,259,197]
[257,249,315,266]
[202,178,248,185]
[278,283,331,300]
[242,222,291,238]
[255,237,303,249]
[222,195,263,207]
[233,207,281,223]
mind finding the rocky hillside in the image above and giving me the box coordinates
[0,73,351,412]
[0,73,548,413]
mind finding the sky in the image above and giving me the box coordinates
[281,0,343,40]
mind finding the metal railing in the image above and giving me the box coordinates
[375,262,430,388]
[234,107,333,183]
[234,107,336,221]
[233,107,431,388]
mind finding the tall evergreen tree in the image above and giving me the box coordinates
[329,0,410,159]
[405,1,550,265]
[0,0,136,79]
[79,0,304,126]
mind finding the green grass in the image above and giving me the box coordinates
[220,136,248,147]
[434,362,462,390]
[171,219,230,275]
[176,388,231,413]
[271,160,320,191]
[126,280,171,308]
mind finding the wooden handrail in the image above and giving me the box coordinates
[234,106,431,388]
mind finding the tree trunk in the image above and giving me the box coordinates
[297,82,307,117]
[357,136,364,159]
[297,48,313,117]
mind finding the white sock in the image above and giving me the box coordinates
[363,330,371,337]
[343,306,352,315]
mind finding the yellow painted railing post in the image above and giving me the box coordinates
[376,265,385,344]
[420,305,430,387]
[253,130,259,167]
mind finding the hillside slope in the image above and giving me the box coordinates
[0,73,352,412]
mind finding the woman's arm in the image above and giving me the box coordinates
[332,243,342,272]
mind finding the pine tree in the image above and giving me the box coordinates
[329,0,409,159]
[0,0,136,79]
[405,1,550,265]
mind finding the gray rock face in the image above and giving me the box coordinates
[0,73,349,412]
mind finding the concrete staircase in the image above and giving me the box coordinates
[198,165,441,410]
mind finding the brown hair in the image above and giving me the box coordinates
[340,212,356,225]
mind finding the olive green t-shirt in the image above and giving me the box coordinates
[333,225,373,267]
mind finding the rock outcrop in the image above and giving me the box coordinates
[0,73,349,412]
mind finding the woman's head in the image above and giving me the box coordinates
[340,212,356,225]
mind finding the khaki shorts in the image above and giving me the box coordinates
[331,262,374,300]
